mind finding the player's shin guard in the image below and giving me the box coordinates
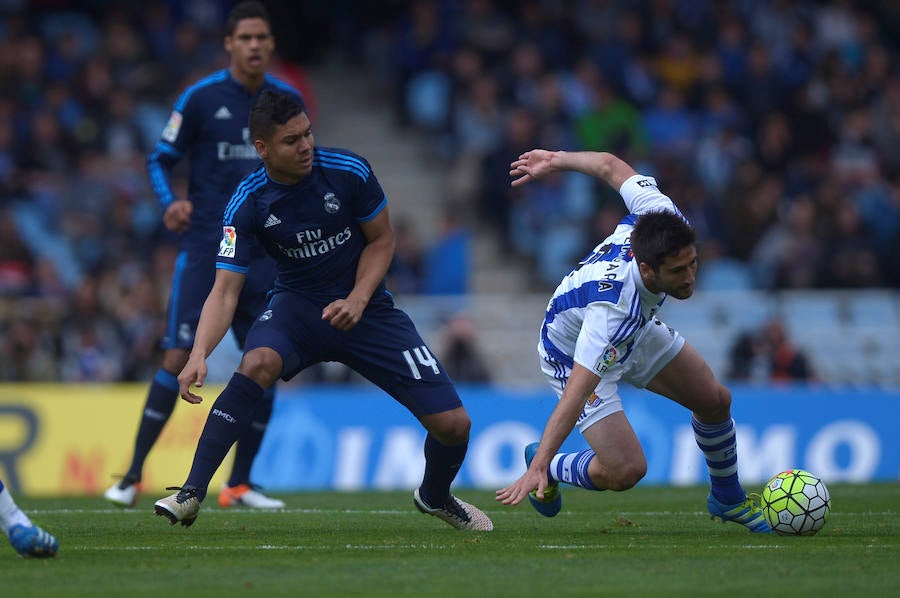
[549,450,598,490]
[183,373,264,501]
[692,416,745,505]
[417,433,467,507]
[228,386,275,487]
[125,370,180,479]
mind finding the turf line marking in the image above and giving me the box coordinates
[539,545,611,550]
[67,544,454,552]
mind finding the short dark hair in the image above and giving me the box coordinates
[630,210,696,271]
[249,90,305,141]
[226,1,271,36]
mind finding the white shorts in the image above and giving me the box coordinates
[538,317,685,432]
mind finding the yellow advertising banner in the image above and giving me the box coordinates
[0,383,232,497]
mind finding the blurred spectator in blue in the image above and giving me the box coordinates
[445,70,505,209]
[721,165,781,262]
[821,199,884,288]
[390,0,456,127]
[641,85,695,158]
[854,170,900,286]
[511,0,570,70]
[455,0,516,66]
[479,106,539,254]
[423,205,470,295]
[58,276,126,382]
[387,216,425,295]
[750,195,822,289]
[508,159,593,288]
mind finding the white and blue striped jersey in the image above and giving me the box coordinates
[540,174,686,377]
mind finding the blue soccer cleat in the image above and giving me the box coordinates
[524,442,562,517]
[707,493,772,533]
[9,524,59,558]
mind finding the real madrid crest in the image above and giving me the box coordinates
[323,192,340,214]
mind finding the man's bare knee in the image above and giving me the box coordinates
[605,461,647,491]
[589,456,647,491]
[694,383,732,422]
[161,349,189,373]
[236,348,282,388]
[422,408,471,445]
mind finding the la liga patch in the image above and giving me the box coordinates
[218,226,237,257]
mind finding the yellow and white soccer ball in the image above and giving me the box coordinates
[761,469,831,535]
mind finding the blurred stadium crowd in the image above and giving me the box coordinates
[365,0,900,291]
[0,0,897,383]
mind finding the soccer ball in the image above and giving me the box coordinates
[761,469,831,535]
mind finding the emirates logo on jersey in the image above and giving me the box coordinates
[323,192,340,214]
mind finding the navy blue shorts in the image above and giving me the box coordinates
[162,249,277,350]
[244,292,463,417]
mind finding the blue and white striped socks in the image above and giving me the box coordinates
[692,416,745,505]
[548,449,598,490]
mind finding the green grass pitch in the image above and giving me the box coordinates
[6,484,898,597]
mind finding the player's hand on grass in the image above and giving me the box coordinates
[164,199,193,233]
[495,468,550,506]
[322,297,366,331]
[177,354,208,404]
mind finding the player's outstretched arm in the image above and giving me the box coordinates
[510,150,637,191]
[496,363,600,505]
[178,269,245,403]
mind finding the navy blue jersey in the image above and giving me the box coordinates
[217,147,389,305]
[147,69,305,251]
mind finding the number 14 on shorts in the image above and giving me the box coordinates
[402,346,440,379]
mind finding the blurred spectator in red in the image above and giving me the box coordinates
[763,319,817,382]
[727,319,816,383]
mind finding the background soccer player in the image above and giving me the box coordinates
[152,91,492,532]
[105,1,304,510]
[495,149,771,533]
[1,479,58,558]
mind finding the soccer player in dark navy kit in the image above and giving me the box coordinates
[105,2,303,510]
[153,91,493,531]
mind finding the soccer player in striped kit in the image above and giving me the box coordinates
[153,91,492,532]
[105,2,304,511]
[495,149,771,533]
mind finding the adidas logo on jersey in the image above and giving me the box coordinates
[214,106,232,119]
[264,214,282,228]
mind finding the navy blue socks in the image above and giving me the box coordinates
[418,433,467,507]
[227,386,275,487]
[184,373,265,501]
[124,370,179,481]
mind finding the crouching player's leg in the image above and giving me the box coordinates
[647,342,771,533]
